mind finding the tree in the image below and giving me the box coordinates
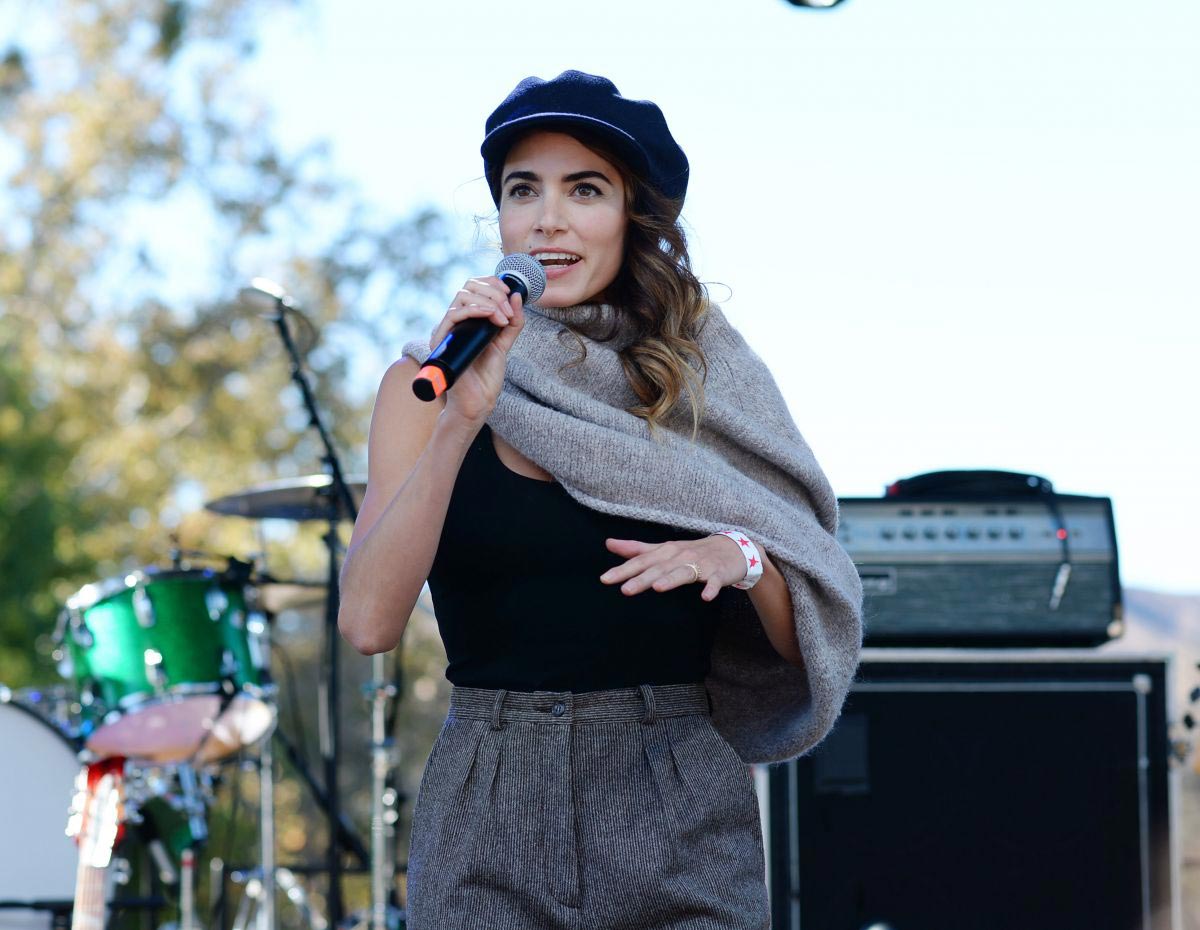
[0,0,462,669]
[0,0,463,918]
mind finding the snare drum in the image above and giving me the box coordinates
[0,696,83,930]
[59,568,273,763]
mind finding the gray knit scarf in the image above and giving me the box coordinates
[403,302,863,763]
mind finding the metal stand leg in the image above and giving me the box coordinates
[230,868,327,930]
[258,721,277,930]
[180,849,197,930]
[321,523,344,926]
[368,652,399,930]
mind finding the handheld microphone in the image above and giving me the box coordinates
[413,254,547,402]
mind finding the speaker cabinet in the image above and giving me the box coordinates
[765,651,1182,930]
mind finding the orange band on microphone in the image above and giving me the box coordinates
[416,364,448,398]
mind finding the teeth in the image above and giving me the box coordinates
[536,252,580,264]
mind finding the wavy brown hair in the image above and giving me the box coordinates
[490,129,713,441]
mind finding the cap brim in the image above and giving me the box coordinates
[482,113,650,179]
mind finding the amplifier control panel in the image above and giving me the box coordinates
[836,498,1115,562]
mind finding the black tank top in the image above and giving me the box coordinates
[427,423,727,693]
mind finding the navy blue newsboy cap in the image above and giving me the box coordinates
[482,70,689,205]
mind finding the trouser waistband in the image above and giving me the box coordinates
[448,682,712,730]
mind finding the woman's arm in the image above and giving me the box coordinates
[340,276,524,654]
[337,358,475,655]
[745,545,804,669]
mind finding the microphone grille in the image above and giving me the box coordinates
[495,253,547,305]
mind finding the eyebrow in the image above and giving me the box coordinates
[501,169,615,188]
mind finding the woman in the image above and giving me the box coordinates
[339,71,863,930]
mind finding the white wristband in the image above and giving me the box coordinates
[713,529,764,591]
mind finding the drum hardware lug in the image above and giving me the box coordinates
[144,648,167,691]
[228,608,245,630]
[220,650,239,677]
[206,587,230,621]
[68,613,94,649]
[247,613,269,672]
[133,586,156,628]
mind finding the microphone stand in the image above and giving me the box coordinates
[270,298,359,928]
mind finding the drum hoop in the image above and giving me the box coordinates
[65,567,228,612]
[113,681,270,711]
[0,691,82,755]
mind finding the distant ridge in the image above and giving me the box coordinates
[1100,587,1200,716]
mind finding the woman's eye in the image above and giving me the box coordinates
[507,183,534,198]
[574,183,601,197]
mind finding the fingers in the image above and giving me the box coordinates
[600,536,737,599]
[431,276,516,347]
[490,291,525,352]
[605,537,653,554]
[606,560,701,596]
[601,539,701,596]
[599,539,656,587]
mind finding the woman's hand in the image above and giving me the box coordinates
[430,275,525,428]
[599,534,748,602]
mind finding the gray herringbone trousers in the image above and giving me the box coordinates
[405,682,770,929]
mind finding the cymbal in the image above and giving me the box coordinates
[205,475,365,522]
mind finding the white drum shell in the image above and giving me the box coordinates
[0,702,82,930]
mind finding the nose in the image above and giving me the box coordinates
[533,191,567,236]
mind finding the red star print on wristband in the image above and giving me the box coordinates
[717,529,762,590]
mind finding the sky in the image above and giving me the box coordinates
[244,0,1194,594]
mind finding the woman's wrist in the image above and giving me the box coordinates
[710,529,764,590]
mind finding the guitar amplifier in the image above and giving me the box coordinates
[836,471,1122,647]
[764,651,1181,930]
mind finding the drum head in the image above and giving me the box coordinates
[85,692,274,764]
[0,701,82,930]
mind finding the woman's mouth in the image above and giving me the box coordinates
[535,252,581,280]
[535,251,581,267]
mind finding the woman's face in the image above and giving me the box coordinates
[498,131,628,308]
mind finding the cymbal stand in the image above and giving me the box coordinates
[174,763,208,930]
[365,655,402,930]
[231,867,326,930]
[259,718,277,930]
[265,286,360,927]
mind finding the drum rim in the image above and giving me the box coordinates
[110,680,270,713]
[0,689,82,754]
[64,566,232,612]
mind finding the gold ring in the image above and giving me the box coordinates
[684,562,703,583]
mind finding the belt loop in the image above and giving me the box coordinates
[638,684,657,726]
[490,689,508,730]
